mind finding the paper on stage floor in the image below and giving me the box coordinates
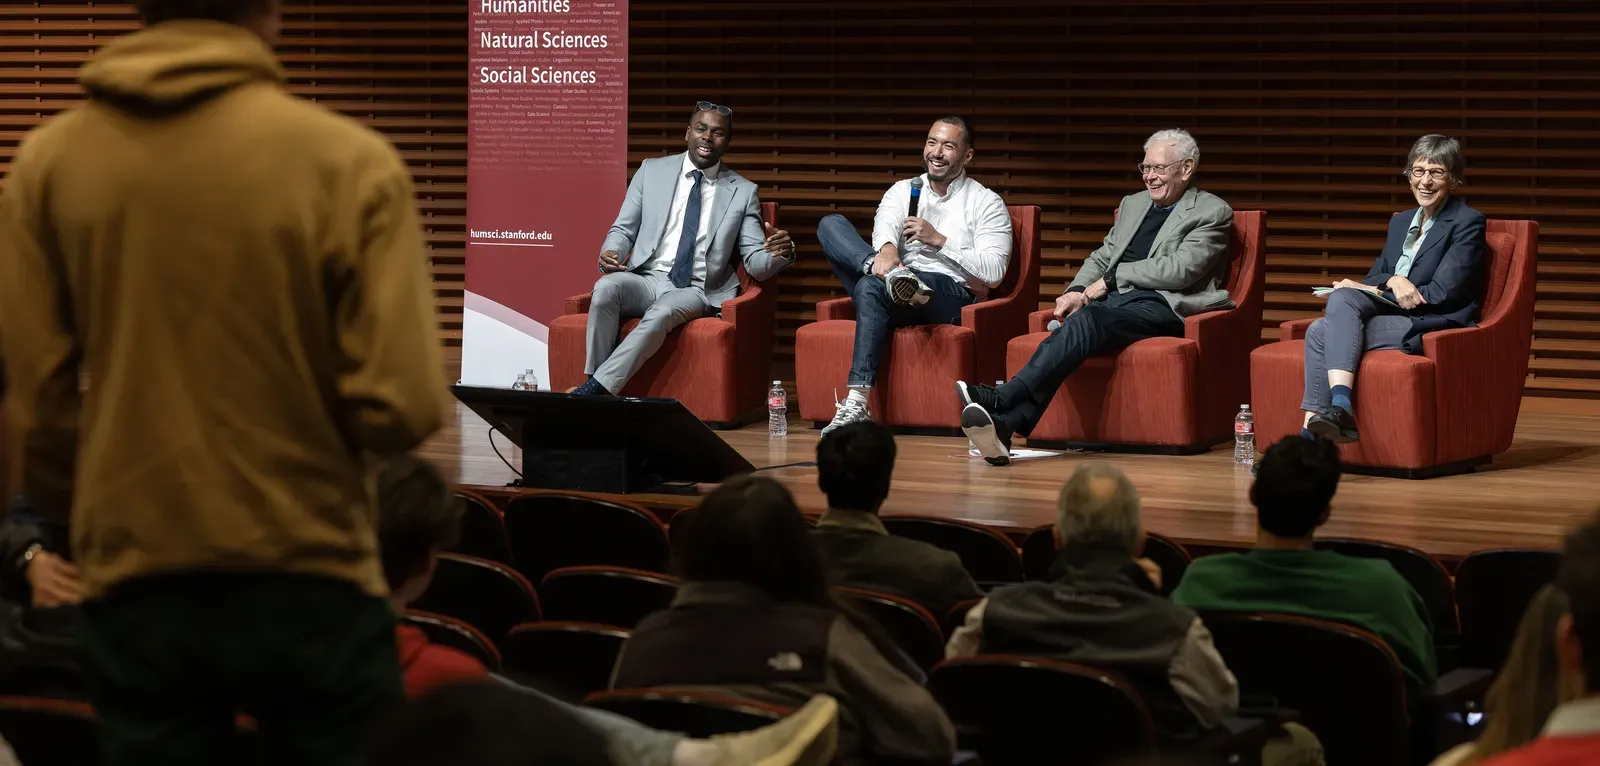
[966,447,1061,460]
[1312,286,1401,309]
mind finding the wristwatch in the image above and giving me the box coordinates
[19,543,43,572]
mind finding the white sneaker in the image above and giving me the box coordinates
[884,265,931,305]
[821,394,872,436]
[695,695,839,766]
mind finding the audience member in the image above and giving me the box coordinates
[613,476,955,765]
[0,0,450,761]
[1477,515,1600,765]
[368,682,618,766]
[812,421,982,619]
[1431,585,1578,765]
[0,497,83,699]
[946,462,1238,744]
[1172,437,1438,690]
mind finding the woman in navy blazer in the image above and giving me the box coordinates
[1301,135,1488,443]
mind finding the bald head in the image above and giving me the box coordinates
[1056,463,1142,555]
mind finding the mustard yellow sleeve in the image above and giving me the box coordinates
[333,147,449,455]
[0,138,81,518]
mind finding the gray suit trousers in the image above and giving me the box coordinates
[1300,287,1410,412]
[586,271,712,393]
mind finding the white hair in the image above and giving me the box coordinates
[1144,128,1200,163]
[1056,463,1142,555]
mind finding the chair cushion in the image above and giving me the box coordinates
[1006,334,1202,445]
[546,313,742,422]
[795,320,976,429]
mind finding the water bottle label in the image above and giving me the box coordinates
[1234,422,1254,435]
[768,395,785,409]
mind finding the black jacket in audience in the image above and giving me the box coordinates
[810,509,983,620]
[0,500,84,699]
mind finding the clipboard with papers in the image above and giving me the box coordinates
[1312,286,1402,309]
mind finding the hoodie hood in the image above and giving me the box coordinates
[79,21,283,114]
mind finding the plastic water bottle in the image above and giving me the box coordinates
[1234,404,1255,466]
[512,373,530,391]
[768,381,788,437]
[522,369,540,392]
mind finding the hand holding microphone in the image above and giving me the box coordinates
[902,178,947,249]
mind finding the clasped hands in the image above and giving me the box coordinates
[1331,276,1427,310]
[1052,278,1109,319]
[597,223,797,273]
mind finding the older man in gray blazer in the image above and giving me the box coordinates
[957,129,1235,465]
[571,103,796,396]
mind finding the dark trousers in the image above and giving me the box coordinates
[817,214,977,387]
[80,572,403,766]
[1003,291,1185,437]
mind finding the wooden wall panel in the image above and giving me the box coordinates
[7,2,1600,399]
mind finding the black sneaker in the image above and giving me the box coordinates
[955,380,1003,414]
[1307,408,1359,444]
[961,403,1013,466]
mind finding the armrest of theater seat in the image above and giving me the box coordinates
[1278,318,1317,342]
[1028,309,1055,334]
[1417,667,1493,712]
[1190,716,1270,766]
[565,293,593,315]
[816,296,855,321]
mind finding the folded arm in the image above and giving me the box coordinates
[1114,205,1233,292]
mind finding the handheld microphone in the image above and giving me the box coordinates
[908,178,922,219]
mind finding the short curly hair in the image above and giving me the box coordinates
[135,0,274,24]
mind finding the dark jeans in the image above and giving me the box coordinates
[1003,290,1185,437]
[817,214,977,387]
[81,572,403,766]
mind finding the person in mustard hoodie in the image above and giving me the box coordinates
[0,0,449,763]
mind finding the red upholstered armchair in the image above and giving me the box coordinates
[547,202,779,428]
[1004,210,1266,452]
[795,205,1042,430]
[1250,219,1537,478]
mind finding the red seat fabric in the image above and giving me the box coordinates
[547,202,779,427]
[1005,210,1267,450]
[794,205,1043,429]
[1250,219,1537,475]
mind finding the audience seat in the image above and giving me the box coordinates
[880,515,1024,586]
[0,696,101,766]
[1455,548,1563,670]
[836,586,947,672]
[503,493,671,584]
[584,690,791,738]
[540,566,679,629]
[451,490,513,566]
[1022,527,1191,596]
[402,610,502,673]
[411,553,541,651]
[547,203,780,427]
[1315,537,1461,668]
[1250,219,1538,477]
[1006,210,1265,452]
[945,597,983,637]
[795,206,1042,431]
[502,622,630,704]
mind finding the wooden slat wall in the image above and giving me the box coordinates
[631,0,1600,398]
[0,1,469,346]
[8,2,1600,399]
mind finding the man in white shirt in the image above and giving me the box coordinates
[815,117,1013,434]
[572,103,796,396]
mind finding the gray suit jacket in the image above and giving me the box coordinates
[1069,185,1234,317]
[600,152,791,306]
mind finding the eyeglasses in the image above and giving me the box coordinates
[1138,159,1189,175]
[1408,167,1450,181]
[695,101,732,116]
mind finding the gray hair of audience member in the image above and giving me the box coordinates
[1405,134,1465,183]
[1055,462,1143,555]
[1144,128,1200,164]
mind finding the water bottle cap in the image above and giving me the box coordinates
[1240,404,1250,410]
[773,380,781,384]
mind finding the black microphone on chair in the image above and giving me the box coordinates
[908,177,922,220]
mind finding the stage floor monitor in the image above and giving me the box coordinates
[450,385,756,494]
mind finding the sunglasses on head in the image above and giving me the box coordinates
[695,101,733,116]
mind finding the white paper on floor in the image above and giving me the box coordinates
[962,448,1062,460]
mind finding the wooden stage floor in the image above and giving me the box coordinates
[420,400,1600,563]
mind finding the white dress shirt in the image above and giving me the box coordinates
[644,154,721,284]
[870,172,1013,299]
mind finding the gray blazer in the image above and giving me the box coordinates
[1069,185,1234,317]
[600,152,791,306]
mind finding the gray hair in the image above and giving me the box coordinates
[1056,463,1142,555]
[1144,128,1200,164]
[1406,134,1464,183]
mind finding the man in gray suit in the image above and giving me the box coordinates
[571,102,796,396]
[957,129,1235,465]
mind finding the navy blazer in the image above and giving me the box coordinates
[1360,196,1487,353]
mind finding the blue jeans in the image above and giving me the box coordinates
[817,214,976,387]
[496,676,680,766]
